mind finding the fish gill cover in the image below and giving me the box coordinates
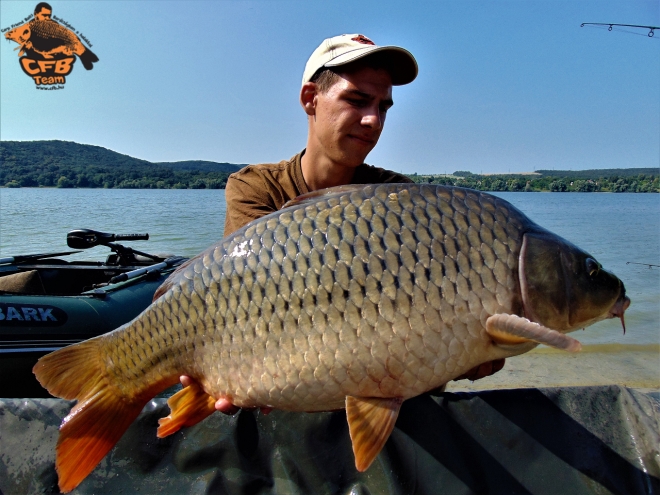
[2,2,98,90]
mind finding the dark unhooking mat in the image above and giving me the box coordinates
[1,385,658,495]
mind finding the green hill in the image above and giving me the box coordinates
[156,160,242,173]
[0,140,245,189]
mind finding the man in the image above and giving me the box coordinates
[223,33,416,237]
[33,2,52,21]
[184,34,503,414]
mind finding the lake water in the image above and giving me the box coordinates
[1,188,658,349]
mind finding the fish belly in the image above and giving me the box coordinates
[103,185,527,411]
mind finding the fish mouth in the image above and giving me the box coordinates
[607,288,631,334]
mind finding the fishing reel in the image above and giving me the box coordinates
[67,229,164,266]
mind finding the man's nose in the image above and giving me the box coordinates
[362,108,382,129]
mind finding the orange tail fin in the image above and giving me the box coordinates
[33,338,151,493]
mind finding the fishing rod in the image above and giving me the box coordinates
[581,23,659,37]
[626,262,659,269]
[0,251,82,265]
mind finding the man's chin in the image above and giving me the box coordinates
[339,155,369,168]
[341,145,373,166]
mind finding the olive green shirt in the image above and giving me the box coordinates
[223,151,412,237]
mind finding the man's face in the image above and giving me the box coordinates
[35,8,52,21]
[311,66,393,168]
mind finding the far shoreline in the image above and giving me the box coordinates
[2,186,658,193]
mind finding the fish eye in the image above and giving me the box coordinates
[586,258,600,276]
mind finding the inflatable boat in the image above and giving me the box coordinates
[0,229,187,397]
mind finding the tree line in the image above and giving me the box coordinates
[3,164,232,190]
[1,141,658,192]
[408,173,659,193]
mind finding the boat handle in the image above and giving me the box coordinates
[109,257,186,284]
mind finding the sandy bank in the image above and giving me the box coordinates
[447,346,660,393]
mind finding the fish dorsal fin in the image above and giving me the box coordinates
[282,184,370,209]
[157,381,217,438]
[486,314,582,352]
[346,396,403,472]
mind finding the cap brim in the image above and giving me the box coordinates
[324,45,418,86]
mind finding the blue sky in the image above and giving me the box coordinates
[1,0,658,175]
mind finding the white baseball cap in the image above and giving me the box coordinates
[302,34,418,86]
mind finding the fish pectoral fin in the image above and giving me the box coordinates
[157,382,217,438]
[486,314,582,352]
[346,396,403,472]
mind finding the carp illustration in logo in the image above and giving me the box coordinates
[4,3,98,87]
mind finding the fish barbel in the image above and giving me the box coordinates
[34,184,630,492]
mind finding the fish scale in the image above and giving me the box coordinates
[100,184,521,411]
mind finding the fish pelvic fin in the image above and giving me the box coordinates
[346,396,403,472]
[33,339,152,493]
[157,381,217,438]
[486,314,582,352]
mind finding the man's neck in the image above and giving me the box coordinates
[300,148,359,192]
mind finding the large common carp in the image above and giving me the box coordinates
[34,184,630,493]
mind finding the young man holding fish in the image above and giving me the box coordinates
[34,34,632,493]
[187,34,504,413]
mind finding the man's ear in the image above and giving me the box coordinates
[300,82,317,116]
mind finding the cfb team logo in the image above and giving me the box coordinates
[2,2,98,90]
